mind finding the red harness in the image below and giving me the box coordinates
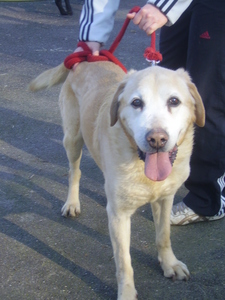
[64,6,162,73]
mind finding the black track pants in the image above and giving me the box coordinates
[159,0,225,216]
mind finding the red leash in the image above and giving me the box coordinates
[64,6,162,72]
[143,29,162,64]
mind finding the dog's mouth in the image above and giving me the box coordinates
[138,145,178,181]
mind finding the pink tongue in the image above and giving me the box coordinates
[145,152,172,181]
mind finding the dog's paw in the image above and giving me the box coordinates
[161,259,190,281]
[118,287,138,300]
[61,201,80,217]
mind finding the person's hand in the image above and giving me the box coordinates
[73,41,101,70]
[127,4,168,35]
[74,41,101,56]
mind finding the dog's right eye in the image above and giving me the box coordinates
[131,98,143,109]
[168,97,181,107]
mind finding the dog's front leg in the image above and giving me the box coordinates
[151,198,190,281]
[106,204,137,300]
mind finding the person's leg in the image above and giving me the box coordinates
[64,0,73,15]
[159,0,225,224]
[55,0,68,15]
[183,0,225,218]
[159,5,192,70]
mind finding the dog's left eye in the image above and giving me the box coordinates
[131,98,143,109]
[168,97,181,107]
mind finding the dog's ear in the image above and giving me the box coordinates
[110,70,136,126]
[188,81,205,127]
[177,68,205,127]
[110,81,126,126]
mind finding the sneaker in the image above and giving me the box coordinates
[170,201,225,225]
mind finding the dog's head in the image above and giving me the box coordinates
[110,66,205,181]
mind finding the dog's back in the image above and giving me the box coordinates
[63,62,126,169]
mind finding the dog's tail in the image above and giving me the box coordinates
[29,63,69,92]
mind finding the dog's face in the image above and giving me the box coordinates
[110,66,205,181]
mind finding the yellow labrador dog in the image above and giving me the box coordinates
[30,61,205,300]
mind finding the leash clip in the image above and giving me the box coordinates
[145,59,160,66]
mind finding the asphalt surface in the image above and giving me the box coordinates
[0,1,224,299]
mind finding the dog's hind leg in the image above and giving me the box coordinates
[61,140,83,217]
[60,81,84,217]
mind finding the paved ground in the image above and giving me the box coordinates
[0,1,224,299]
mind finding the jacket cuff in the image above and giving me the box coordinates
[147,0,192,26]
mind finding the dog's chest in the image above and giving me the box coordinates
[114,162,178,209]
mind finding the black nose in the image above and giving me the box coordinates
[146,129,168,150]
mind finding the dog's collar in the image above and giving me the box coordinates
[138,145,178,166]
[138,148,146,162]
